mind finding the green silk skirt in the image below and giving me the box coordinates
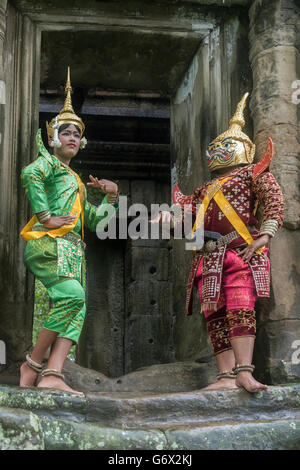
[24,235,86,344]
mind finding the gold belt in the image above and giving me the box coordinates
[32,226,86,250]
[199,226,257,253]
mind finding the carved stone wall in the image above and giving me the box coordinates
[249,0,300,383]
[0,1,40,366]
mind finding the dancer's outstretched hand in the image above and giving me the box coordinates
[149,211,174,225]
[87,175,118,194]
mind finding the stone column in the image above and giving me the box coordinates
[0,0,7,209]
[0,0,7,171]
[0,1,7,73]
[0,1,40,371]
[249,0,300,383]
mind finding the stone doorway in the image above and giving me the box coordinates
[38,26,203,378]
[35,7,253,382]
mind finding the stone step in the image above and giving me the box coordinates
[0,406,299,450]
[0,406,44,450]
[32,415,300,450]
[85,384,300,428]
[0,383,299,429]
[150,417,300,450]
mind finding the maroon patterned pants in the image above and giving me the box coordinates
[206,306,256,355]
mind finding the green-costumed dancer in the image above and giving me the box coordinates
[19,68,119,394]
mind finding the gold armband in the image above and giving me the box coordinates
[106,192,119,205]
[36,210,51,224]
[259,219,278,238]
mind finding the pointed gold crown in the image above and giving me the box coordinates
[212,92,255,163]
[46,67,85,140]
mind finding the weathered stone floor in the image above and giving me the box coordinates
[0,383,299,450]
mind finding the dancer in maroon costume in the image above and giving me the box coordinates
[155,93,284,393]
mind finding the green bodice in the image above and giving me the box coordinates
[21,130,117,235]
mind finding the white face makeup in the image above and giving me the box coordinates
[53,124,81,160]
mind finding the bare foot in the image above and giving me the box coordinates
[19,362,39,388]
[201,378,239,391]
[236,371,268,393]
[37,376,84,395]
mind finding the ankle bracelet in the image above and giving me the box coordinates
[41,368,65,381]
[232,364,255,374]
[217,371,237,380]
[26,354,43,373]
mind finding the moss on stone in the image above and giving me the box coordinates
[165,419,300,450]
[40,417,167,450]
[0,407,44,450]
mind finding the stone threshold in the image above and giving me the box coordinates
[0,383,299,429]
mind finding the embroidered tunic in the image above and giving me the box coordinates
[21,151,108,236]
[21,150,118,287]
[181,165,284,316]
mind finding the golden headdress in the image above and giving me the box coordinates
[46,67,85,145]
[207,93,255,170]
